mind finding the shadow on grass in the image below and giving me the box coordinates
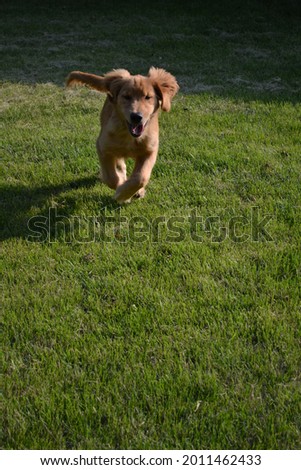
[0,175,120,241]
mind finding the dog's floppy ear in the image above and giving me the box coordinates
[148,67,179,112]
[102,69,131,100]
[66,69,131,99]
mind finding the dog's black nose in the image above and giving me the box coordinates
[130,112,143,124]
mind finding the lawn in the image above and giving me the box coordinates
[1,0,301,449]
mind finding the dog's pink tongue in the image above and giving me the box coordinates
[133,123,143,136]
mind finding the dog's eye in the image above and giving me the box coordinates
[145,95,152,100]
[123,95,131,100]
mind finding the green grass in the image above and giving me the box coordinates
[1,0,301,450]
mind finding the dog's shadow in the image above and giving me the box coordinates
[0,175,120,241]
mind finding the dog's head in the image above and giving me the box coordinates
[114,68,179,138]
[67,67,179,138]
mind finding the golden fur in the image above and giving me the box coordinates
[66,67,179,202]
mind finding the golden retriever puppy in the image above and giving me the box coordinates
[66,67,179,203]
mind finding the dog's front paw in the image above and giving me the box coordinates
[112,193,132,204]
[113,184,146,204]
[133,188,146,199]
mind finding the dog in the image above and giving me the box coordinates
[66,67,179,203]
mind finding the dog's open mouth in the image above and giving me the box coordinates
[127,122,145,138]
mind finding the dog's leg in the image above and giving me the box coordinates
[113,154,156,203]
[116,159,127,182]
[98,153,127,190]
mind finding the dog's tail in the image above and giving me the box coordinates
[66,71,107,92]
[66,69,131,94]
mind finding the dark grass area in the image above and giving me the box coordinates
[1,0,300,101]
